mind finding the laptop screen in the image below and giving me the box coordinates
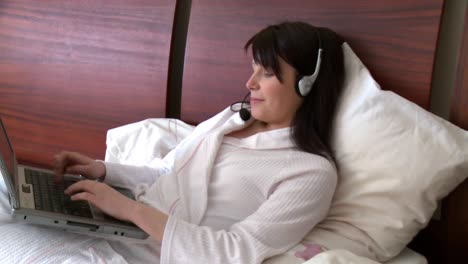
[0,118,16,188]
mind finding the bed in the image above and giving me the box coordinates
[0,0,467,263]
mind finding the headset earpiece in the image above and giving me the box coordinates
[295,48,323,97]
[295,27,323,97]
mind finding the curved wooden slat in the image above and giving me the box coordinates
[442,4,468,262]
[451,9,468,131]
[0,0,176,166]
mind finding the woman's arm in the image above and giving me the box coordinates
[103,145,178,189]
[131,202,168,241]
[54,150,175,190]
[103,162,167,189]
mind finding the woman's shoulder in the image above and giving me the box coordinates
[289,148,334,163]
[284,149,338,177]
[272,150,338,196]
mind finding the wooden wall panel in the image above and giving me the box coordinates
[181,0,444,124]
[0,0,176,167]
[443,4,468,262]
[451,8,468,131]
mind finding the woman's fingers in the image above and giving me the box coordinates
[54,151,94,181]
[66,181,99,208]
[56,152,92,169]
[53,152,68,176]
[69,191,97,203]
[65,164,88,175]
[64,180,98,196]
[64,180,135,222]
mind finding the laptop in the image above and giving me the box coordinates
[0,117,148,240]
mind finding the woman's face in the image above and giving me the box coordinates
[246,57,303,129]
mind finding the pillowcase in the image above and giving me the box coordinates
[301,43,468,262]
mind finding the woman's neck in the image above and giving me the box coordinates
[227,120,289,139]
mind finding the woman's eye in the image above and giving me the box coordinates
[263,71,274,77]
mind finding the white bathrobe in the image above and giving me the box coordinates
[104,107,338,264]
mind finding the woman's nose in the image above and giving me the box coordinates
[245,74,258,90]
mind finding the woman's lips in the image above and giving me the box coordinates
[250,98,263,105]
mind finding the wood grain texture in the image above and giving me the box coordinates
[451,8,468,131]
[0,0,176,167]
[181,0,444,124]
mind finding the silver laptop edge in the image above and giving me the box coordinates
[0,118,19,211]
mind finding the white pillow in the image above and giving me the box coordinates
[302,43,468,262]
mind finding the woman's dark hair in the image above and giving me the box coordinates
[244,21,345,162]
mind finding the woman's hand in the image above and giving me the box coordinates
[66,180,169,240]
[54,151,106,182]
[64,180,137,222]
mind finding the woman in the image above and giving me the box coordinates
[54,21,345,263]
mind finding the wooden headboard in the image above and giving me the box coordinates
[1,0,467,263]
[0,0,176,166]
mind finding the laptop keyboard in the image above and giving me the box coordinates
[24,168,93,218]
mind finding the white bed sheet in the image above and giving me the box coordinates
[298,248,426,264]
[385,248,427,264]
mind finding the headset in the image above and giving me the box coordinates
[238,92,251,121]
[230,92,251,121]
[233,28,323,121]
[295,28,323,97]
